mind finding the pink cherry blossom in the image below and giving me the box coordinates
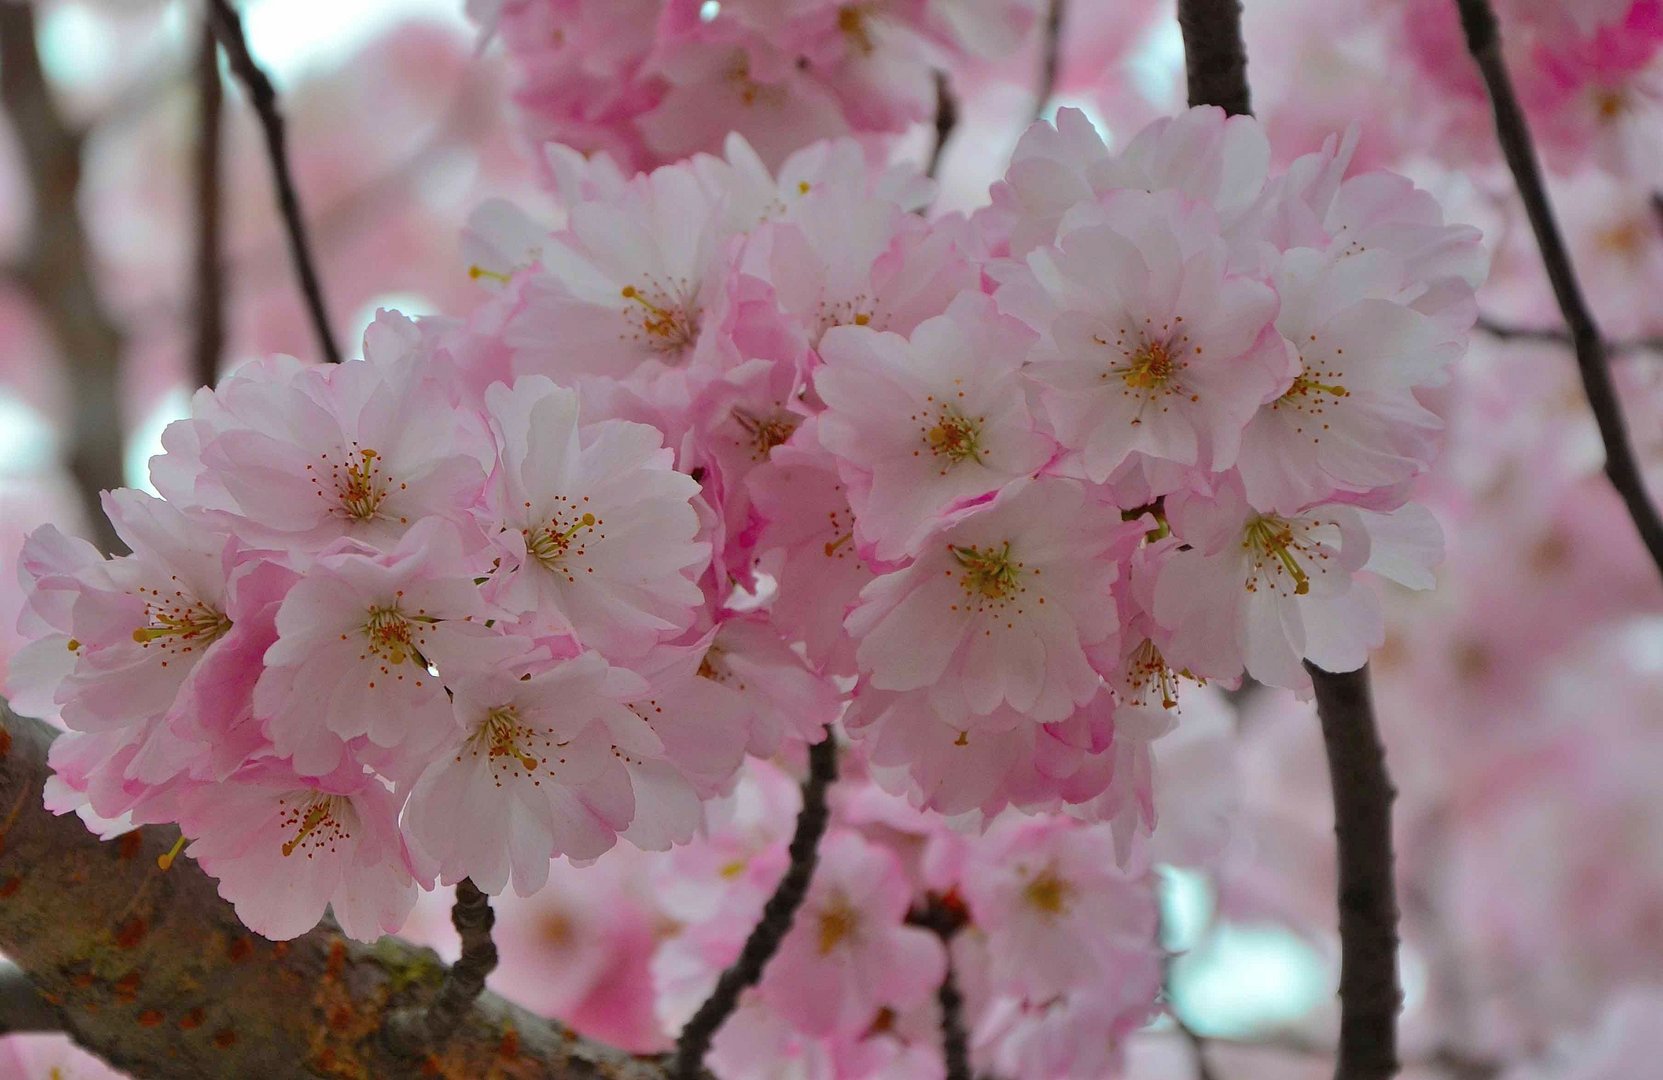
[815,291,1055,561]
[758,829,946,1037]
[847,478,1139,723]
[153,352,489,563]
[253,519,510,780]
[404,651,653,892]
[480,376,709,660]
[178,761,418,942]
[1001,189,1295,483]
[1155,477,1442,689]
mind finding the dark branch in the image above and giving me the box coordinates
[670,735,839,1080]
[906,895,973,1080]
[0,2,127,556]
[1176,0,1252,116]
[0,963,65,1035]
[1307,662,1401,1080]
[1477,315,1663,354]
[1036,0,1066,118]
[1454,0,1663,579]
[192,19,227,390]
[927,70,959,181]
[385,880,500,1055]
[206,0,341,364]
[0,703,673,1079]
[1176,7,1401,1075]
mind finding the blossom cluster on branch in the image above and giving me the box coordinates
[0,0,1523,1074]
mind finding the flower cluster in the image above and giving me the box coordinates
[650,758,1164,1079]
[470,0,1039,176]
[9,103,1481,949]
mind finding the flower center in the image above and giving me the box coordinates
[1242,514,1324,596]
[817,896,861,954]
[620,284,700,354]
[525,512,597,570]
[837,5,875,54]
[131,595,231,655]
[279,793,351,858]
[1124,638,1198,710]
[329,447,391,522]
[917,401,984,470]
[734,410,798,459]
[1023,870,1074,918]
[363,606,420,666]
[951,542,1022,601]
[472,704,547,780]
[1120,340,1176,390]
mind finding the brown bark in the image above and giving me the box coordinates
[0,703,674,1080]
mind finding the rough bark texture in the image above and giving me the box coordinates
[0,704,676,1080]
[1307,663,1401,1080]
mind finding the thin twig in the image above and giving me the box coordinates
[385,878,499,1054]
[0,2,127,556]
[1036,0,1066,118]
[0,963,63,1035]
[205,0,341,364]
[907,895,973,1080]
[1476,317,1663,354]
[192,19,226,389]
[927,70,958,181]
[1455,0,1663,578]
[671,736,838,1080]
[1176,0,1252,117]
[1308,662,1401,1080]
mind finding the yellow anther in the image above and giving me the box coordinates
[157,834,188,871]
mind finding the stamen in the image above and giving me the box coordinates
[1243,516,1313,595]
[951,542,1021,600]
[157,834,188,871]
[1023,870,1074,917]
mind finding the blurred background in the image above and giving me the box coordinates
[5,0,1663,1077]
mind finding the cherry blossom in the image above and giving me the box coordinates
[847,478,1139,723]
[815,291,1055,561]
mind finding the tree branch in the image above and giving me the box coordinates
[1176,0,1252,117]
[0,702,675,1080]
[205,0,341,365]
[1175,5,1402,1075]
[0,2,127,556]
[0,962,64,1035]
[907,895,972,1080]
[1307,662,1401,1080]
[1454,0,1663,580]
[1036,0,1066,118]
[669,735,839,1080]
[192,19,227,390]
[927,70,958,181]
[385,879,500,1055]
[1475,316,1663,354]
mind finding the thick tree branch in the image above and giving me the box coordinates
[0,703,674,1080]
[385,879,500,1055]
[0,2,127,556]
[1307,662,1401,1080]
[1454,0,1663,579]
[927,71,958,181]
[192,19,227,390]
[670,736,838,1080]
[1176,0,1252,116]
[205,0,341,365]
